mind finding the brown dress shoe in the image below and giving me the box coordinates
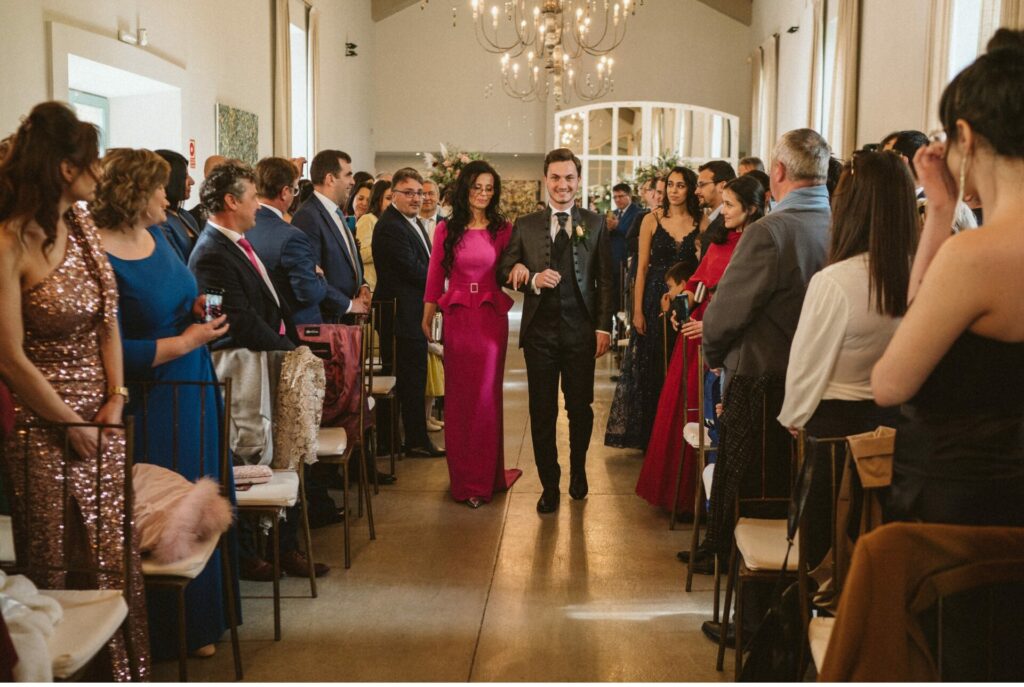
[239,556,277,581]
[280,549,330,578]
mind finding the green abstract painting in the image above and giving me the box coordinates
[216,103,258,165]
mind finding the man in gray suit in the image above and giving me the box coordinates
[693,129,833,576]
[498,148,614,513]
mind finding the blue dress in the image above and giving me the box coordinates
[154,209,199,263]
[107,226,240,658]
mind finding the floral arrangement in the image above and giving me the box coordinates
[422,143,484,191]
[632,151,684,190]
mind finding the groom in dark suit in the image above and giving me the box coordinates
[498,148,614,513]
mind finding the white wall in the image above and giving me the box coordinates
[108,91,182,151]
[375,152,546,182]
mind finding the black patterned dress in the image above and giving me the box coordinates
[605,220,699,449]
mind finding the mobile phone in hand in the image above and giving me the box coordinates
[204,288,224,322]
[673,293,690,325]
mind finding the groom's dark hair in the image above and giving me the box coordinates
[544,148,582,176]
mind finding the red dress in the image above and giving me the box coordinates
[635,230,743,512]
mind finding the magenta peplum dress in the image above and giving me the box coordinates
[425,221,522,502]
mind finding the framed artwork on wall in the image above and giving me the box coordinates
[215,103,258,165]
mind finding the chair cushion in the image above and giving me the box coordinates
[371,376,396,395]
[316,427,348,457]
[702,464,715,498]
[808,616,834,670]
[367,396,376,411]
[141,533,219,580]
[735,517,797,571]
[683,422,713,449]
[235,470,299,508]
[42,589,128,679]
[0,514,14,563]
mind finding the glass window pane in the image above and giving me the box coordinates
[617,107,642,156]
[652,107,681,157]
[557,112,584,152]
[588,108,613,155]
[617,159,636,185]
[688,110,710,160]
[289,23,308,160]
[587,159,612,212]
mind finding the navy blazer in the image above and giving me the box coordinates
[188,224,296,352]
[290,194,365,319]
[371,204,431,340]
[246,205,339,326]
[610,202,638,266]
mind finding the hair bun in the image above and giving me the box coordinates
[986,28,1024,54]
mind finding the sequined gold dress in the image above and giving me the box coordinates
[2,207,150,681]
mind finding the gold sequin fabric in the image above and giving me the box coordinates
[2,207,150,681]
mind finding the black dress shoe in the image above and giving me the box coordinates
[308,507,346,529]
[375,471,397,484]
[404,444,445,458]
[536,489,560,513]
[677,544,712,563]
[568,473,588,500]
[689,555,717,576]
[701,620,735,648]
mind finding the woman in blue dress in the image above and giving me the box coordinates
[154,149,200,262]
[93,148,238,659]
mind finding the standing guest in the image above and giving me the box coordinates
[873,33,1024,526]
[498,148,614,513]
[826,156,844,198]
[247,156,348,327]
[372,168,445,457]
[606,166,700,449]
[737,156,765,175]
[695,160,737,240]
[154,149,200,262]
[626,177,666,281]
[344,179,373,231]
[419,181,446,432]
[419,179,443,240]
[884,130,929,197]
[355,179,392,289]
[0,101,149,680]
[606,182,639,311]
[94,147,237,661]
[188,154,229,228]
[422,160,522,507]
[291,149,369,322]
[743,168,774,210]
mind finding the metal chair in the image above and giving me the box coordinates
[133,379,243,681]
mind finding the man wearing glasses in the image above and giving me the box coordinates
[372,168,446,458]
[695,160,737,243]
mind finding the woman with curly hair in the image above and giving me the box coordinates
[421,160,521,507]
[94,148,237,660]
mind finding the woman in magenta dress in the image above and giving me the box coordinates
[423,160,522,508]
[636,175,766,513]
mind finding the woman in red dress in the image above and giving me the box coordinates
[636,175,767,513]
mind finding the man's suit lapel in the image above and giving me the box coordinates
[314,196,359,274]
[208,227,278,305]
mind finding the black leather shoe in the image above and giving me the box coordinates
[404,444,445,458]
[375,471,397,484]
[701,620,735,648]
[677,544,712,563]
[536,489,560,513]
[569,472,588,500]
[308,507,345,529]
[689,555,717,576]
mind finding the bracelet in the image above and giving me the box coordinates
[108,386,130,403]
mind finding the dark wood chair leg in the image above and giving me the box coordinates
[272,514,281,641]
[360,442,376,541]
[298,464,317,599]
[343,458,352,569]
[177,585,188,681]
[717,545,737,671]
[220,535,243,680]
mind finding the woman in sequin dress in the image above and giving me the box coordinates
[0,103,149,681]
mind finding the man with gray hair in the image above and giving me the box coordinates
[687,129,832,598]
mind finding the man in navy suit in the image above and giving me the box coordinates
[246,156,351,331]
[372,168,444,457]
[291,149,370,322]
[607,182,638,314]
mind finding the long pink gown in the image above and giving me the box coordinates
[424,221,522,502]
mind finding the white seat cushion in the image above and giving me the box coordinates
[734,517,796,571]
[702,464,715,498]
[367,396,376,411]
[0,514,14,563]
[371,375,396,395]
[808,616,835,670]
[141,533,219,579]
[683,422,714,449]
[42,589,128,679]
[316,427,348,457]
[235,469,299,508]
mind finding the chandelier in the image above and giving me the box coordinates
[423,0,640,107]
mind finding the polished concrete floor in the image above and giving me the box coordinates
[153,298,730,682]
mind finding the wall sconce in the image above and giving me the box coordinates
[118,28,149,47]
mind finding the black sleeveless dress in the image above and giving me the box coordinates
[887,330,1024,526]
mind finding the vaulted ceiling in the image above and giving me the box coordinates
[371,0,752,25]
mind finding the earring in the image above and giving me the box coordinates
[957,153,968,206]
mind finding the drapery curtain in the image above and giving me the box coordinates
[751,34,778,162]
[808,0,825,131]
[308,6,321,155]
[827,0,860,158]
[923,0,953,134]
[749,47,763,161]
[273,0,292,157]
[1002,0,1024,28]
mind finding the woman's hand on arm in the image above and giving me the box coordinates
[908,141,958,303]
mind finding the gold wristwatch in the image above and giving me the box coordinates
[108,386,130,402]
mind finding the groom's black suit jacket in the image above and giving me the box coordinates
[497,206,614,346]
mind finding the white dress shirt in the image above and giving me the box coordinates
[209,219,281,307]
[777,254,902,429]
[707,205,723,223]
[403,212,431,254]
[419,213,439,242]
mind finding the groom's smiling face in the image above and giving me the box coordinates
[545,160,579,209]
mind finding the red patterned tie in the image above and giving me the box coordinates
[237,237,286,336]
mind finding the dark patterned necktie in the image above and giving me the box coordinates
[553,211,570,264]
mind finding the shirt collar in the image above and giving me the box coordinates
[313,190,340,216]
[772,184,830,213]
[259,203,283,219]
[208,218,243,243]
[708,204,723,222]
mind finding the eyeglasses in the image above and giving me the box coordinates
[392,189,425,199]
[470,186,494,195]
[695,181,716,189]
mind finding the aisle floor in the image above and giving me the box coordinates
[154,299,729,682]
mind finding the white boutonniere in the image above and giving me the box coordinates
[573,223,589,245]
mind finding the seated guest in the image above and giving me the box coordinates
[356,179,392,289]
[737,156,764,175]
[154,149,200,262]
[872,32,1024,526]
[291,149,370,321]
[93,147,236,660]
[247,156,347,327]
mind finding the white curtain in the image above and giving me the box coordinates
[273,0,292,157]
[308,6,321,155]
[923,0,953,134]
[808,0,825,132]
[827,0,860,158]
[759,34,779,161]
[750,47,763,161]
[1002,0,1024,28]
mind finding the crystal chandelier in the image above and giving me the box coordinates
[466,0,640,107]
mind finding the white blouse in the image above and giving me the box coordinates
[777,254,901,429]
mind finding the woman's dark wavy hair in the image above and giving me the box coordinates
[707,175,765,244]
[155,149,189,209]
[368,179,392,218]
[0,101,99,253]
[442,160,505,277]
[939,29,1024,158]
[345,180,373,217]
[661,166,701,222]
[829,151,918,317]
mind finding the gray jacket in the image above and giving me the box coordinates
[703,185,831,378]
